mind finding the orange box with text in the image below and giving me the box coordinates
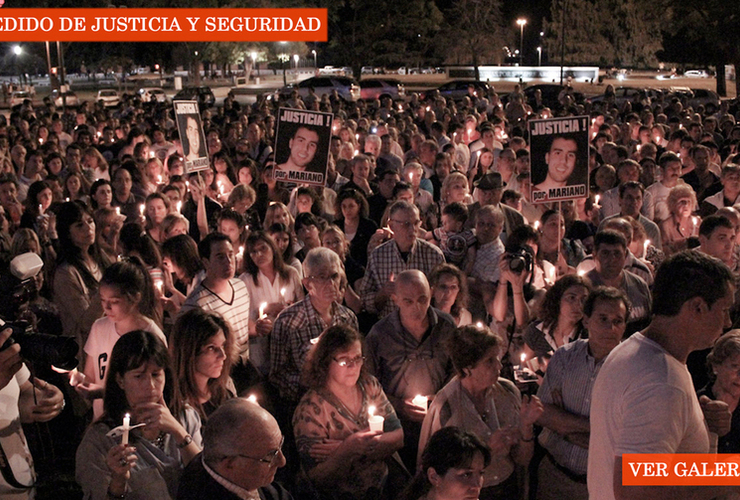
[623,454,740,486]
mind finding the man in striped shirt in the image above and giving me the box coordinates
[180,232,252,392]
[535,287,629,500]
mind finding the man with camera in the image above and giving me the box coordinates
[0,326,65,499]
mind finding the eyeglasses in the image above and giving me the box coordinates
[334,356,366,368]
[308,273,341,285]
[390,219,421,229]
[229,436,284,466]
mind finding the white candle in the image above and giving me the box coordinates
[157,174,163,184]
[155,281,163,296]
[368,405,384,432]
[237,246,245,260]
[643,239,650,257]
[122,413,130,445]
[409,172,414,182]
[520,353,527,370]
[139,204,145,216]
[412,395,428,411]
[692,216,698,228]
[594,194,600,206]
[115,207,121,216]
[280,287,286,302]
[259,302,267,319]
[534,220,540,231]
[176,201,182,213]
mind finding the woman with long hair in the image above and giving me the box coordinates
[429,264,472,327]
[82,146,110,181]
[144,192,171,244]
[75,330,201,500]
[53,201,111,343]
[161,234,205,312]
[20,179,54,230]
[78,257,165,419]
[334,188,377,267]
[267,222,302,278]
[170,308,236,420]
[239,230,304,376]
[523,274,591,361]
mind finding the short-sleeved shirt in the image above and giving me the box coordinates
[293,376,401,499]
[588,333,710,500]
[365,307,455,405]
[180,278,251,362]
[537,339,603,474]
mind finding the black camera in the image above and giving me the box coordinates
[0,319,78,371]
[0,253,78,370]
[505,247,534,274]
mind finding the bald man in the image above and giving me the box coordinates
[365,270,455,470]
[178,398,292,500]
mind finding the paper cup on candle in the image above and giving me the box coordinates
[368,405,384,432]
[412,395,428,412]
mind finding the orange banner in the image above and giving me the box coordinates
[0,8,327,42]
[623,454,740,486]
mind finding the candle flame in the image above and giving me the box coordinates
[368,405,376,417]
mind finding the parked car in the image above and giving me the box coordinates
[688,88,721,113]
[96,89,120,107]
[173,86,215,107]
[273,76,361,103]
[9,90,31,108]
[424,80,492,101]
[684,69,710,78]
[138,87,168,103]
[588,86,661,108]
[360,78,405,101]
[52,89,79,107]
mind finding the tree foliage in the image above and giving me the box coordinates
[543,0,663,68]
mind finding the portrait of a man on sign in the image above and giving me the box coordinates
[273,109,332,187]
[529,116,590,203]
[174,101,209,173]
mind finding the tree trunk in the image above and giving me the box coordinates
[472,48,479,81]
[716,59,727,97]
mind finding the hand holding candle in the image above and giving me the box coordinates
[412,395,428,413]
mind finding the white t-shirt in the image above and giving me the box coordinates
[84,316,165,420]
[588,333,710,500]
[0,364,34,499]
[239,268,304,376]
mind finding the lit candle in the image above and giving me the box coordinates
[643,239,650,257]
[594,194,600,206]
[476,321,483,328]
[398,104,403,111]
[97,131,102,138]
[409,172,414,182]
[547,265,556,283]
[355,133,360,141]
[577,269,586,276]
[176,201,182,213]
[259,302,267,319]
[636,144,642,153]
[237,246,244,260]
[692,216,698,227]
[412,395,428,412]
[534,220,540,230]
[368,405,384,432]
[115,207,121,216]
[157,174,163,184]
[310,337,320,345]
[139,204,145,216]
[122,413,131,445]
[280,287,286,301]
[425,106,430,112]
[149,151,155,158]
[247,394,258,405]
[354,149,359,156]
[155,281,163,296]
[520,352,527,370]
[38,204,42,214]
[475,150,481,171]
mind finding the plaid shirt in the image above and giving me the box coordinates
[361,238,445,317]
[269,296,358,405]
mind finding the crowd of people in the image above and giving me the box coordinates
[2,79,740,499]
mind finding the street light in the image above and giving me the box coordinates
[12,45,22,87]
[311,49,317,68]
[516,18,527,65]
[537,46,542,66]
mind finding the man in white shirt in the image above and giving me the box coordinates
[588,251,737,500]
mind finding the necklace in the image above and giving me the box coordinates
[149,431,166,450]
